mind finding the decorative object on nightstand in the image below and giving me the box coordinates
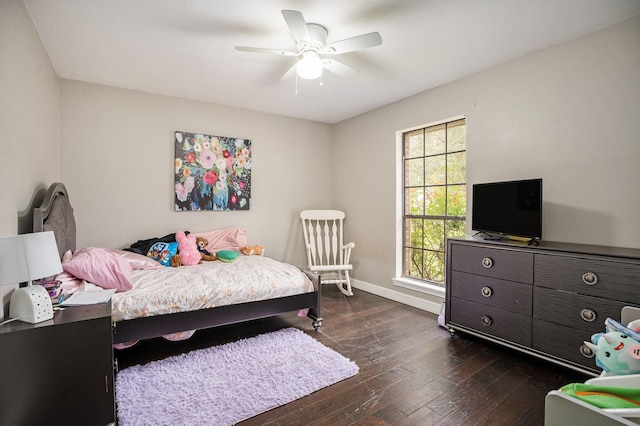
[0,231,62,324]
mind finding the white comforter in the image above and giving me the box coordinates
[110,256,313,322]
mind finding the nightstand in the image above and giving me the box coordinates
[0,303,115,426]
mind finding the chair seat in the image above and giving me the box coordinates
[308,264,352,272]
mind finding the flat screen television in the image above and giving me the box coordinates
[472,178,542,239]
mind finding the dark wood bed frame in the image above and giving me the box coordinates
[34,182,322,344]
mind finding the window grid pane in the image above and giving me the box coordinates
[447,151,466,185]
[424,156,446,186]
[425,186,445,216]
[402,119,466,286]
[407,187,425,215]
[405,158,424,187]
[425,124,446,156]
[447,184,466,217]
[405,130,424,158]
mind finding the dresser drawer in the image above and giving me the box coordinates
[450,271,532,315]
[532,319,599,373]
[534,254,640,302]
[450,243,533,284]
[449,297,531,347]
[533,286,627,334]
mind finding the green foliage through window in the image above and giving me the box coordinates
[403,119,466,285]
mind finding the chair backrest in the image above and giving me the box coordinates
[300,210,348,268]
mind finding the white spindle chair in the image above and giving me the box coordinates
[300,210,355,296]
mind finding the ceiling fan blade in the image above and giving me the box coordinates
[323,59,359,77]
[282,10,310,42]
[235,46,298,56]
[324,32,382,54]
[280,63,298,81]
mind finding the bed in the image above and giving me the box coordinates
[34,182,322,345]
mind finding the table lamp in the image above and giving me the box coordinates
[0,231,62,324]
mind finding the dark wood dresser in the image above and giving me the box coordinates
[445,236,640,375]
[0,303,115,425]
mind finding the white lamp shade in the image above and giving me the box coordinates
[0,234,30,286]
[21,231,63,283]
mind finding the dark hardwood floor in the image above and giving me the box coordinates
[115,285,589,425]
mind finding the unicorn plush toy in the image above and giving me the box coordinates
[584,317,640,376]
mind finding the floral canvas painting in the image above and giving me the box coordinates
[174,131,251,211]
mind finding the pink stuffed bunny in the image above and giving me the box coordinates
[173,231,201,266]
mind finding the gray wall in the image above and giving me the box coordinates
[332,16,640,307]
[0,0,59,317]
[59,81,332,266]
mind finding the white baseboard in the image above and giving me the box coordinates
[351,278,443,315]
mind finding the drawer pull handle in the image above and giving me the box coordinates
[481,286,493,297]
[481,315,493,326]
[482,257,493,268]
[582,272,598,286]
[580,308,597,322]
[579,344,595,359]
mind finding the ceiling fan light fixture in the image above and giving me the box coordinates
[297,51,323,80]
[236,10,382,83]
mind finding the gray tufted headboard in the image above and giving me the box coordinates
[34,182,76,258]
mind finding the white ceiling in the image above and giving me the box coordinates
[23,0,640,124]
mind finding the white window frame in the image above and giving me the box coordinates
[392,115,465,298]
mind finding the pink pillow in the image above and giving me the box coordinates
[115,250,163,270]
[192,227,247,253]
[62,247,133,292]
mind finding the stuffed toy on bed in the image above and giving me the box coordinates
[240,245,264,256]
[584,317,640,376]
[195,237,217,261]
[171,231,201,267]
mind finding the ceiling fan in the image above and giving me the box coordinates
[235,10,382,81]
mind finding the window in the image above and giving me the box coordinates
[400,118,466,287]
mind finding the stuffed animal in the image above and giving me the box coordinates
[240,245,264,256]
[170,231,201,267]
[195,237,217,261]
[584,317,640,375]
